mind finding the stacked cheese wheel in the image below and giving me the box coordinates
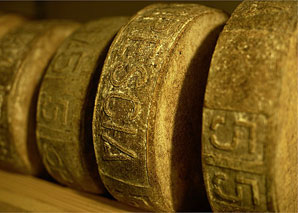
[0,1,296,212]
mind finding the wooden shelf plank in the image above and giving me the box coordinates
[0,170,140,212]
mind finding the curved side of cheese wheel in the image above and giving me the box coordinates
[202,1,297,212]
[93,3,228,211]
[36,17,128,193]
[0,21,79,175]
[150,12,227,211]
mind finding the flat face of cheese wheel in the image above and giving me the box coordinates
[92,3,228,211]
[0,21,79,175]
[202,1,297,212]
[36,17,128,193]
[0,14,26,39]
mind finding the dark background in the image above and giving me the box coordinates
[0,1,241,22]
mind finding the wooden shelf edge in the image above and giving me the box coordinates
[0,170,141,212]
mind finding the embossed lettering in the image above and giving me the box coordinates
[42,143,73,183]
[213,172,241,202]
[102,120,137,135]
[102,132,137,161]
[96,5,197,189]
[101,93,139,161]
[210,115,257,153]
[104,93,140,120]
[52,52,83,74]
[212,172,260,207]
[39,93,69,126]
[127,36,159,58]
[236,120,256,154]
[236,175,260,206]
[110,64,148,88]
[127,194,150,209]
[210,116,238,151]
[67,38,88,48]
[110,37,159,88]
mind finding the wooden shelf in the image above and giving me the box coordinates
[0,170,140,212]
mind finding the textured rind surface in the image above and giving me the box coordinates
[93,3,228,211]
[36,17,128,193]
[0,14,26,39]
[202,1,297,212]
[0,21,79,175]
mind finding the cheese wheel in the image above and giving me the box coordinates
[0,21,79,175]
[93,3,228,211]
[36,17,128,193]
[202,1,297,211]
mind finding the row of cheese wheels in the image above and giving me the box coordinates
[0,1,296,212]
